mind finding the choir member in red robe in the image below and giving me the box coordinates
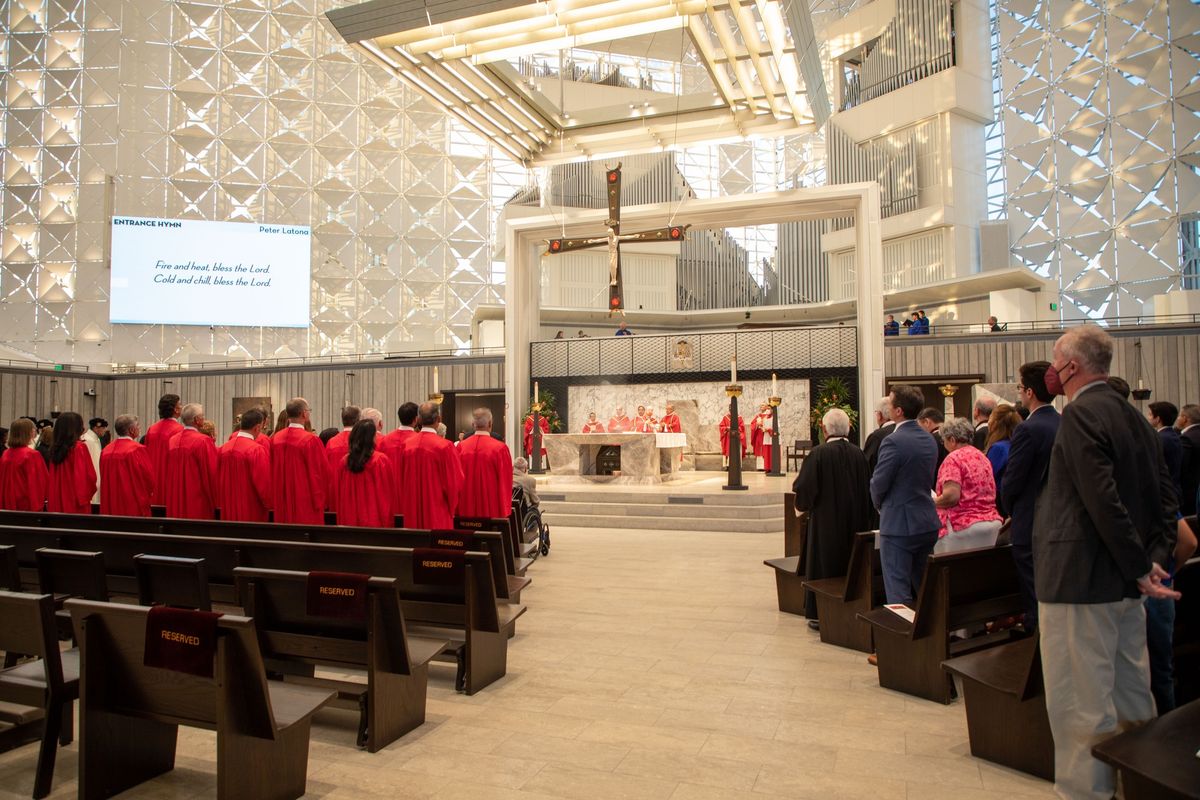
[379,402,419,488]
[523,413,549,457]
[457,408,513,518]
[46,413,98,513]
[659,403,682,433]
[334,420,397,528]
[99,415,155,517]
[217,408,272,522]
[398,402,463,529]
[0,418,48,511]
[144,393,183,503]
[164,403,218,520]
[581,411,605,433]
[324,405,360,512]
[719,412,746,468]
[608,407,634,432]
[270,397,328,524]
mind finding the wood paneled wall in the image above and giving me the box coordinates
[0,358,504,439]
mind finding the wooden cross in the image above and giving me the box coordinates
[545,163,688,314]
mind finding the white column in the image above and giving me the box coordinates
[855,183,886,435]
[504,227,541,458]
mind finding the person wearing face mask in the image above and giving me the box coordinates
[1034,325,1179,800]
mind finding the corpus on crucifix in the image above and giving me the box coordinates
[545,163,688,314]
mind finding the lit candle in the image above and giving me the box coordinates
[1138,378,1144,390]
[533,381,539,402]
[432,366,439,395]
[731,358,737,384]
[772,372,778,397]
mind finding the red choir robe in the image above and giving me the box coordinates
[398,430,463,529]
[324,429,353,511]
[581,421,605,433]
[217,433,272,522]
[144,417,183,502]
[607,415,633,432]
[523,415,549,457]
[0,446,48,511]
[226,431,271,451]
[47,441,98,514]
[457,432,513,518]
[379,427,417,489]
[165,429,218,520]
[99,438,155,517]
[270,425,328,524]
[750,414,765,457]
[719,415,747,458]
[659,414,682,433]
[333,451,396,528]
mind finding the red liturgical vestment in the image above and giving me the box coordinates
[144,418,182,502]
[334,451,396,528]
[48,441,98,514]
[398,432,463,529]
[271,425,328,524]
[0,446,48,511]
[165,429,218,520]
[100,438,155,516]
[457,432,513,519]
[217,433,272,522]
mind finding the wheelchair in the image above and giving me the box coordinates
[512,485,550,558]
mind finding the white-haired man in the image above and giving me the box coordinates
[860,397,895,476]
[513,456,539,507]
[99,414,154,517]
[165,403,218,519]
[457,407,512,519]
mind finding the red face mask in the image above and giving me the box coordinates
[1045,361,1070,396]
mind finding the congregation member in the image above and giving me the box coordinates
[984,403,1021,514]
[1147,401,1183,501]
[99,415,154,517]
[217,408,272,523]
[971,397,995,449]
[581,412,605,433]
[615,321,633,336]
[916,407,948,468]
[198,420,217,441]
[932,417,1002,552]
[362,407,384,431]
[718,410,746,468]
[1000,361,1060,631]
[457,408,513,519]
[869,385,939,607]
[792,408,871,627]
[883,314,899,336]
[1179,403,1200,515]
[523,409,549,458]
[398,402,463,529]
[82,417,107,505]
[325,405,361,511]
[333,420,396,528]
[271,397,328,524]
[35,420,52,465]
[165,404,218,520]
[380,402,420,480]
[144,393,182,500]
[1034,325,1178,800]
[318,427,339,446]
[0,418,47,510]
[988,315,1003,332]
[659,403,681,433]
[275,408,292,436]
[861,397,895,475]
[608,406,633,432]
[46,412,97,514]
[513,456,539,507]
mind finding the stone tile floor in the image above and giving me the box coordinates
[0,526,1056,799]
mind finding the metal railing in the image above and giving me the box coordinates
[0,358,91,373]
[885,314,1200,339]
[110,346,506,375]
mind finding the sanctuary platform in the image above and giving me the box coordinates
[542,432,688,484]
[536,471,790,534]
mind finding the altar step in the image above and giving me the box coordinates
[538,490,786,534]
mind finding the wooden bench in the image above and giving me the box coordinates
[802,530,881,652]
[1173,555,1200,705]
[234,567,449,752]
[135,554,212,610]
[456,516,533,578]
[762,493,807,615]
[0,544,19,589]
[66,599,334,800]
[1092,698,1200,800]
[859,545,1023,703]
[941,635,1054,780]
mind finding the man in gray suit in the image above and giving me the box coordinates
[869,384,940,606]
[1035,325,1179,800]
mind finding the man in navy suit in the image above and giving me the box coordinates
[1000,361,1060,632]
[869,384,940,605]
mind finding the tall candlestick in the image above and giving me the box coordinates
[772,372,777,397]
[731,358,737,384]
[432,366,439,395]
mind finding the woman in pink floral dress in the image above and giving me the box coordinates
[932,417,1003,553]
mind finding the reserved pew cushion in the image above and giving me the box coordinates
[413,548,465,584]
[143,606,222,677]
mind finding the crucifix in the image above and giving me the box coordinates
[545,163,688,314]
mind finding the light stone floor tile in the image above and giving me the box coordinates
[0,525,1059,800]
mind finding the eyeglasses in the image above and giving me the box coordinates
[1016,385,1026,392]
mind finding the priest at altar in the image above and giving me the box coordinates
[608,407,634,432]
[581,412,605,433]
[523,412,549,457]
[633,406,658,433]
[659,404,681,434]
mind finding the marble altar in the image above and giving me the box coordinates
[543,432,688,484]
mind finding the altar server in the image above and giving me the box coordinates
[82,417,106,504]
[398,402,463,529]
[271,397,328,524]
[325,405,360,512]
[334,420,397,528]
[523,412,549,457]
[217,408,272,523]
[99,415,155,517]
[719,412,746,468]
[46,412,98,514]
[164,403,218,520]
[581,412,605,433]
[608,406,634,432]
[659,404,682,433]
[380,402,419,485]
[145,393,182,501]
[458,408,513,519]
[755,403,776,472]
[0,418,48,511]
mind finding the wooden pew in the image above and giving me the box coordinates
[0,544,20,589]
[941,636,1054,780]
[1173,555,1200,705]
[859,545,1024,703]
[801,530,881,652]
[234,568,449,752]
[66,599,334,800]
[1091,698,1200,800]
[762,493,807,615]
[455,516,532,579]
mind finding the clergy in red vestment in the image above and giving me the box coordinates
[398,402,463,529]
[0,418,48,511]
[144,393,183,503]
[659,403,682,433]
[334,420,397,528]
[750,403,768,469]
[270,397,329,524]
[608,406,634,432]
[581,411,605,433]
[324,405,360,512]
[46,412,98,514]
[719,412,747,468]
[523,413,549,457]
[457,408,514,518]
[753,404,775,472]
[217,408,272,522]
[380,401,419,489]
[99,414,155,517]
[164,403,218,520]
